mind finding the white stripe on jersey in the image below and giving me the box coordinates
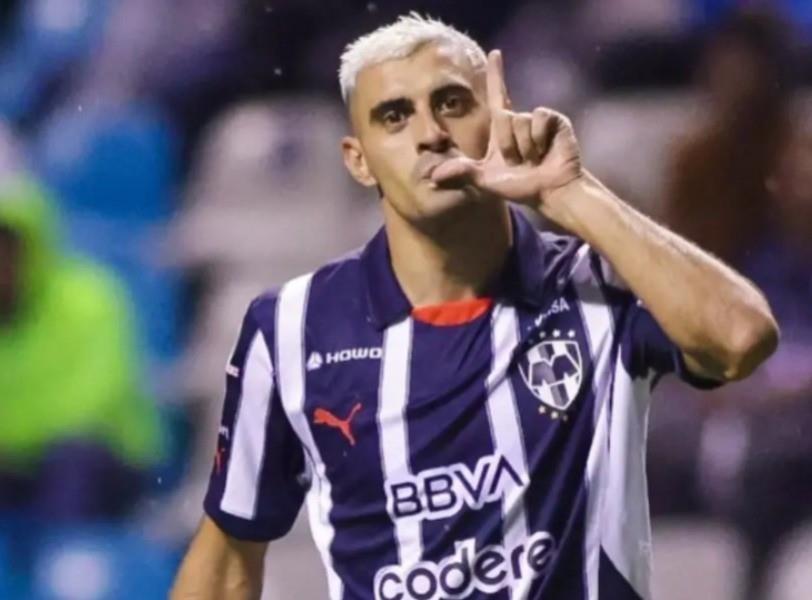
[377,317,422,567]
[276,273,343,600]
[220,331,274,519]
[602,355,655,599]
[486,304,532,599]
[571,243,618,600]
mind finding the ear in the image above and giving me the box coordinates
[341,136,377,188]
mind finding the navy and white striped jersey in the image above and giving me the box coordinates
[204,210,715,600]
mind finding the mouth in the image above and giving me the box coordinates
[419,162,442,181]
[417,156,455,183]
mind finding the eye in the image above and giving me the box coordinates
[382,108,406,126]
[437,93,470,117]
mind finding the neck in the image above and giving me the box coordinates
[383,201,512,307]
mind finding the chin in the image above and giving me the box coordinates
[401,188,486,233]
[383,183,490,232]
[423,183,482,213]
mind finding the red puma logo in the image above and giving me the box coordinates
[313,403,362,446]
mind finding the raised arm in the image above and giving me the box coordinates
[431,49,779,382]
[171,516,267,600]
[542,171,779,381]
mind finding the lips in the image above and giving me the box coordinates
[417,156,453,181]
[422,162,442,180]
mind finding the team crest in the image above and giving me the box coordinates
[519,331,583,412]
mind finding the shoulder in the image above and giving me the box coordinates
[539,231,582,270]
[537,231,597,287]
[537,231,636,312]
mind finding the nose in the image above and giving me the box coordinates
[414,110,452,154]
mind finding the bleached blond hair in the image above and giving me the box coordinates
[339,12,487,104]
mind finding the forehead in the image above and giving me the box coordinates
[352,43,481,110]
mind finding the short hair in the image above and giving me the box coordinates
[338,12,487,105]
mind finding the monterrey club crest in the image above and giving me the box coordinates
[519,330,583,412]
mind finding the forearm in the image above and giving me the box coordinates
[541,172,779,380]
[171,518,266,600]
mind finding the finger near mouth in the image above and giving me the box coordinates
[422,160,448,180]
[432,175,469,190]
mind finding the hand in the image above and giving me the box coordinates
[431,49,583,209]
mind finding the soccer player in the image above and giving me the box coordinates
[171,14,778,600]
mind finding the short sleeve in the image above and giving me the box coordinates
[588,248,722,390]
[203,299,307,541]
[620,302,722,389]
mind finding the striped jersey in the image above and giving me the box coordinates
[204,209,715,600]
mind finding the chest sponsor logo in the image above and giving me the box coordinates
[385,453,526,522]
[374,531,557,600]
[306,347,382,371]
[519,329,582,412]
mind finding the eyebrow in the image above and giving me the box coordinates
[429,83,474,103]
[367,82,477,125]
[369,97,413,124]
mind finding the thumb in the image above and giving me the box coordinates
[430,157,482,186]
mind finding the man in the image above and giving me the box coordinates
[172,14,778,600]
[663,10,792,264]
[0,177,161,519]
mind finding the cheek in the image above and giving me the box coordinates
[449,117,489,159]
[368,136,415,180]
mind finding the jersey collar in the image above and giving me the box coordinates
[360,208,547,330]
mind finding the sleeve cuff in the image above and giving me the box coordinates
[672,348,725,390]
[203,495,295,542]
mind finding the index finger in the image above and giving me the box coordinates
[486,49,511,111]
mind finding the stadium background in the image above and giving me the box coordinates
[0,0,810,598]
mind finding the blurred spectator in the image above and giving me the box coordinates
[650,10,811,600]
[706,120,812,600]
[663,10,794,264]
[654,121,812,600]
[64,0,242,164]
[0,177,161,522]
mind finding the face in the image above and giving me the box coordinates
[0,227,21,323]
[342,43,491,227]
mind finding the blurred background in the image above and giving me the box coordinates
[0,0,809,598]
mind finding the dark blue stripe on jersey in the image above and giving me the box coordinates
[599,549,644,600]
[510,285,596,599]
[302,261,399,599]
[408,313,510,600]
